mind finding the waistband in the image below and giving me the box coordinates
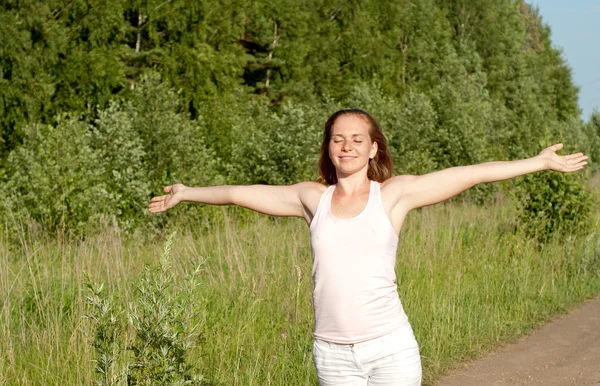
[314,325,414,350]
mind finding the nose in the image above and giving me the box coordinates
[341,140,352,151]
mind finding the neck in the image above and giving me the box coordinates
[335,174,371,195]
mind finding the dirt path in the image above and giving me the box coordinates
[435,295,600,386]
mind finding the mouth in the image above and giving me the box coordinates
[338,156,356,162]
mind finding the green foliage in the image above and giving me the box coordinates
[2,0,599,235]
[427,45,491,169]
[2,111,149,235]
[90,103,150,228]
[513,171,595,242]
[0,1,62,160]
[1,73,220,235]
[121,73,220,188]
[3,116,106,234]
[127,233,205,385]
[84,276,126,386]
[0,0,589,156]
[224,99,326,185]
[583,111,600,170]
[84,233,207,385]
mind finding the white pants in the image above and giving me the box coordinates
[313,326,422,386]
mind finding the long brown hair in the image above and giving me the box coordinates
[318,109,394,185]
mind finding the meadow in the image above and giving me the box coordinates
[2,189,600,386]
[2,1,599,384]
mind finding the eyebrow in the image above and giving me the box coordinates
[331,133,366,137]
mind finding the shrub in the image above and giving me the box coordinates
[2,109,151,235]
[1,73,221,237]
[127,233,206,385]
[122,73,220,188]
[226,99,325,185]
[84,276,126,386]
[3,116,107,235]
[84,233,207,385]
[585,111,600,171]
[90,103,151,230]
[513,170,595,242]
[564,112,600,172]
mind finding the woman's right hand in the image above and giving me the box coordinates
[148,183,187,213]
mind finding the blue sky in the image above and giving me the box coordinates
[532,0,600,120]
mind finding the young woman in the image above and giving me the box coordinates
[148,109,588,386]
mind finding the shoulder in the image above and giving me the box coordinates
[294,182,328,222]
[294,181,328,191]
[380,175,417,193]
[294,181,327,201]
[380,175,417,209]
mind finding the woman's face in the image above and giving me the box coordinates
[328,114,378,178]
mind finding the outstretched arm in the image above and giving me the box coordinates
[389,144,588,211]
[148,182,324,222]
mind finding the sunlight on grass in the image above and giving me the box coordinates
[1,198,599,385]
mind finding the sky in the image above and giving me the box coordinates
[531,0,600,121]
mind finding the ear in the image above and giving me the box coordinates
[370,141,378,160]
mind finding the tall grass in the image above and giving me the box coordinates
[1,198,600,385]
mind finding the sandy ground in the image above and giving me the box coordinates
[435,295,600,386]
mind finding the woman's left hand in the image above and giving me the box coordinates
[537,143,588,172]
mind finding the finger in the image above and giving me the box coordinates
[149,200,166,208]
[567,155,588,165]
[567,161,587,171]
[148,204,164,213]
[163,185,172,193]
[150,195,165,203]
[148,203,161,211]
[565,152,584,160]
[550,143,563,152]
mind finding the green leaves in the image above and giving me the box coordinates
[1,0,598,237]
[513,170,595,242]
[4,116,105,233]
[224,98,324,185]
[84,233,207,385]
[1,73,217,235]
[127,232,205,385]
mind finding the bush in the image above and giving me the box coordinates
[84,277,125,386]
[582,112,600,171]
[84,233,207,385]
[90,103,151,229]
[122,73,220,188]
[2,110,151,236]
[513,170,595,242]
[1,73,221,237]
[226,99,325,185]
[3,116,107,235]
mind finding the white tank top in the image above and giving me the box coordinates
[309,180,409,344]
